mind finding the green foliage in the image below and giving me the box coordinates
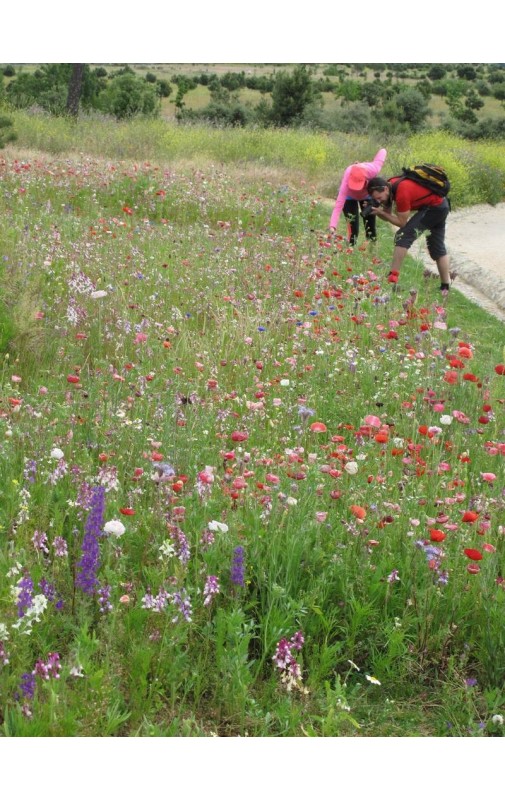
[428,65,447,81]
[381,88,431,133]
[268,65,321,127]
[457,65,477,81]
[98,73,160,120]
[0,114,16,148]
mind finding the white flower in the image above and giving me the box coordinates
[366,674,381,686]
[70,665,85,677]
[0,622,9,640]
[90,290,108,299]
[440,415,452,426]
[286,496,298,506]
[344,461,359,475]
[492,714,504,725]
[280,379,290,387]
[104,519,126,538]
[208,520,229,533]
[50,447,64,460]
[158,540,176,559]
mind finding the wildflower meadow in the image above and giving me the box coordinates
[1,132,505,738]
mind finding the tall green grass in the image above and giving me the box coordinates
[7,111,505,205]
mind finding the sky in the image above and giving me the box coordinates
[3,2,503,64]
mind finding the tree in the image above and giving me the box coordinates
[99,73,160,119]
[66,63,85,117]
[457,65,477,81]
[427,65,447,81]
[268,65,320,126]
[381,88,431,132]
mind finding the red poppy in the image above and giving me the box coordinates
[310,422,327,433]
[443,370,459,385]
[463,373,478,382]
[464,548,483,561]
[67,374,80,384]
[119,507,135,516]
[494,364,505,375]
[462,510,479,523]
[430,529,446,542]
[231,431,248,442]
[350,504,366,520]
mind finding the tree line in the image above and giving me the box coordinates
[1,63,505,142]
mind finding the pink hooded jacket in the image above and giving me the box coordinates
[329,148,387,231]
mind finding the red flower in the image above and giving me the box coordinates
[67,374,80,384]
[462,510,479,523]
[350,504,366,520]
[463,373,478,382]
[119,507,135,516]
[310,422,327,433]
[443,370,459,385]
[494,364,505,375]
[430,529,446,542]
[231,431,248,442]
[464,548,483,561]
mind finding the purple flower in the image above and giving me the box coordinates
[19,672,36,699]
[171,589,192,623]
[98,584,112,614]
[203,575,220,607]
[32,529,49,554]
[39,579,56,602]
[76,485,105,595]
[16,574,34,618]
[53,536,68,557]
[169,526,190,565]
[230,546,245,587]
[23,459,37,483]
[33,652,61,681]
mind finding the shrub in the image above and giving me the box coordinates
[0,116,17,147]
[98,73,160,119]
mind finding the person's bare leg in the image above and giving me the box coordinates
[436,254,450,285]
[390,246,409,272]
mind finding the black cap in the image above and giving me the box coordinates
[367,177,389,193]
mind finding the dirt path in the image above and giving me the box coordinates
[411,202,505,321]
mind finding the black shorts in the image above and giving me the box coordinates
[394,198,450,260]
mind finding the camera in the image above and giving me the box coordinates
[361,199,381,218]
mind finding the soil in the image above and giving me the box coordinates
[411,202,505,321]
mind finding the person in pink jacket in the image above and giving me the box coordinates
[329,147,387,245]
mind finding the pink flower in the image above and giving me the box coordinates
[453,409,470,424]
[134,332,148,344]
[481,472,497,482]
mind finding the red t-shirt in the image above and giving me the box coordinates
[391,177,444,213]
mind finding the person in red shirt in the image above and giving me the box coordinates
[366,176,451,292]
